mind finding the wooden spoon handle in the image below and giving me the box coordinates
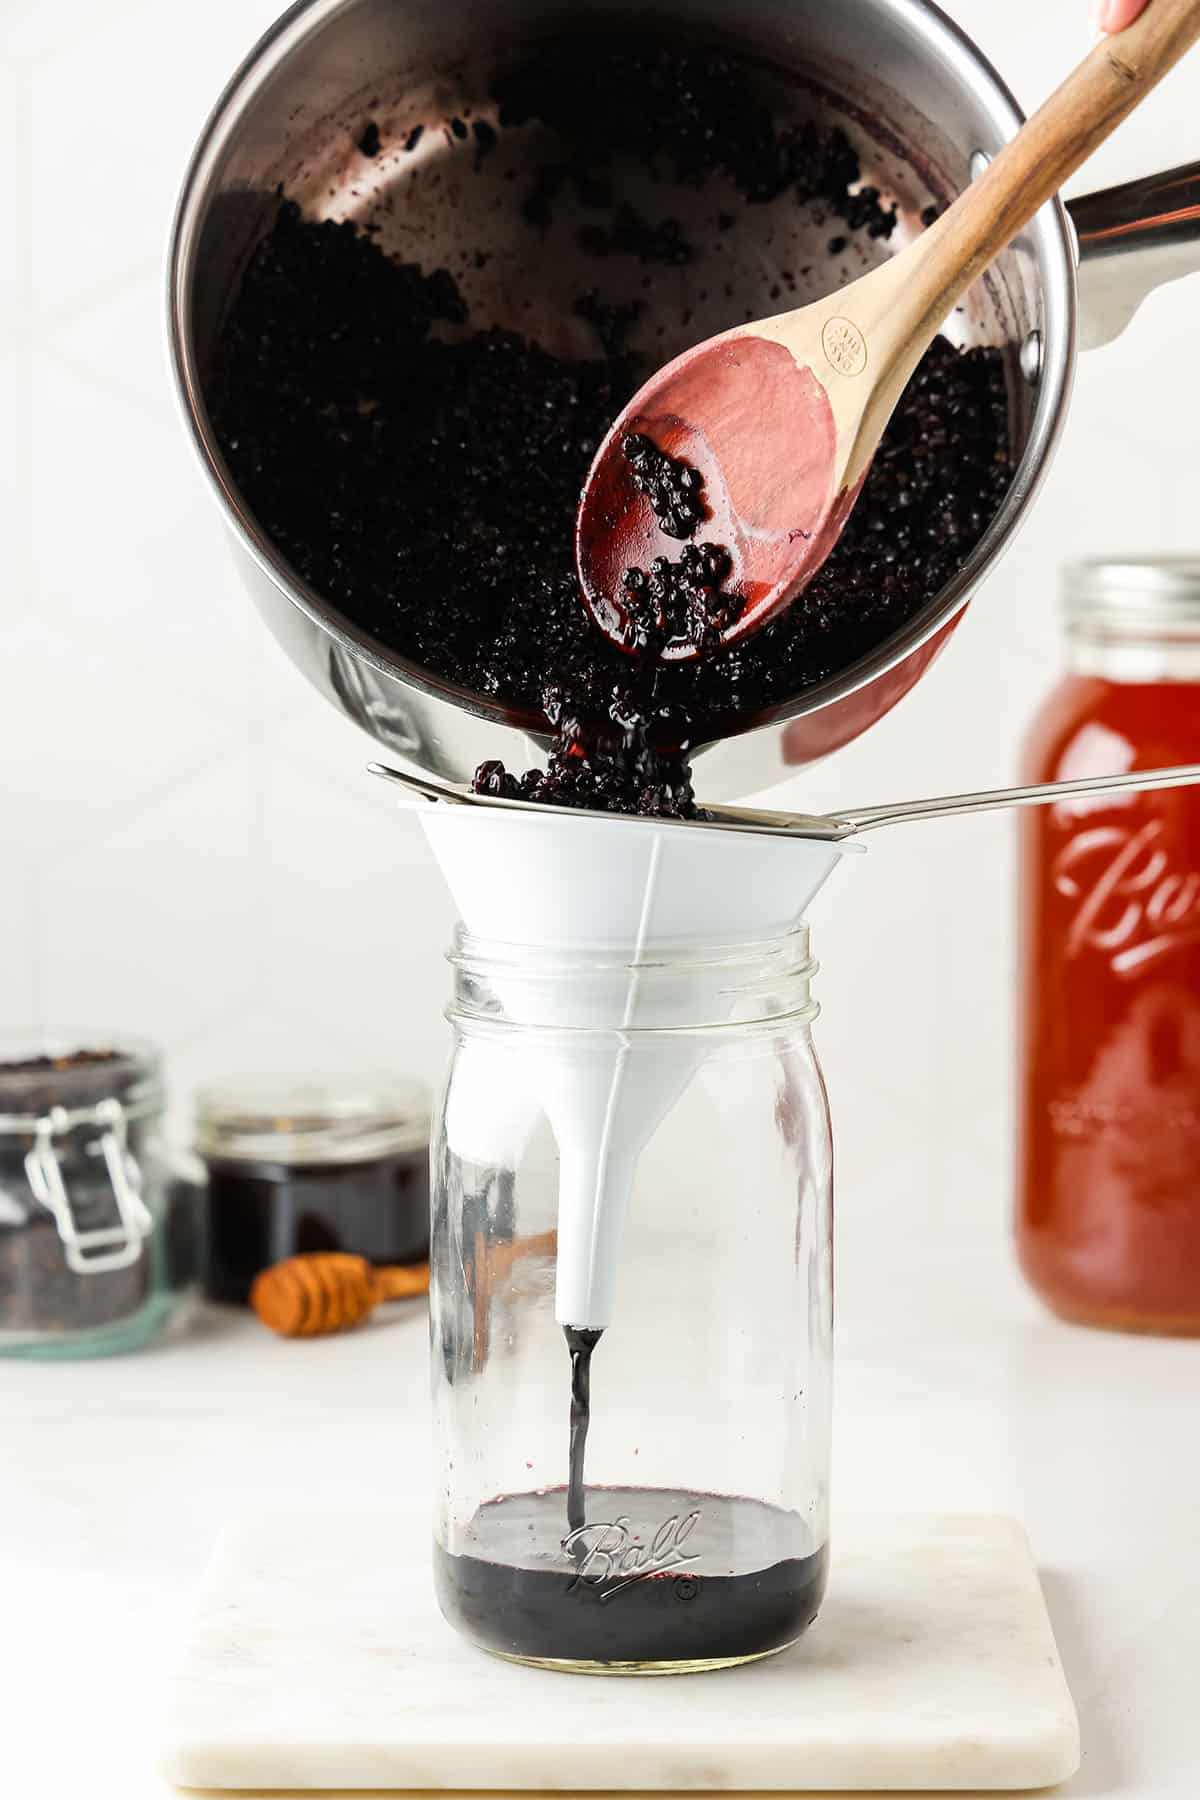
[370,1261,431,1302]
[907,0,1200,340]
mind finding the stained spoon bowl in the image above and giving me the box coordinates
[575,0,1200,663]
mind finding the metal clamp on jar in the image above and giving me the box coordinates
[0,1038,203,1358]
[21,1098,153,1275]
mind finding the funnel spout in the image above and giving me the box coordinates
[554,1131,639,1330]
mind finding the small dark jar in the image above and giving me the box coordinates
[195,1074,430,1304]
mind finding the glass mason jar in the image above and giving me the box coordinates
[430,925,833,1674]
[0,1035,204,1357]
[1018,558,1200,1333]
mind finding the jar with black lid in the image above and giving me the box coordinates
[0,1035,203,1357]
[196,1074,431,1304]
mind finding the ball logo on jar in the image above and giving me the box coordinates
[1053,817,1200,974]
[564,1509,702,1600]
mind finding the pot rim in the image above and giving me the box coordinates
[165,0,1076,741]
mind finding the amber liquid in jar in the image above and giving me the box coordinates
[1018,564,1200,1333]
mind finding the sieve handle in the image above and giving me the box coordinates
[367,755,1200,846]
[368,761,471,804]
[834,763,1200,833]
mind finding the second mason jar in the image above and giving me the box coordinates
[430,925,833,1674]
[1018,557,1200,1333]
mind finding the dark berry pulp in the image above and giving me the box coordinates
[210,38,1012,818]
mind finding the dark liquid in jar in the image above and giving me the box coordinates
[205,1152,429,1305]
[438,1329,825,1667]
[434,1486,827,1666]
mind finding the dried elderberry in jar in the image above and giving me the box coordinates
[0,1036,203,1357]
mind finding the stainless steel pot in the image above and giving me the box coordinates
[167,0,1200,800]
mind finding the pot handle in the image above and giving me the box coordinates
[1069,161,1200,348]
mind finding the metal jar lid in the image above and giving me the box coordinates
[1062,557,1200,639]
[194,1072,431,1168]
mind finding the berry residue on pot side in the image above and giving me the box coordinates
[210,38,1012,819]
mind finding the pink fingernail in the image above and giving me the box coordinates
[1090,0,1116,30]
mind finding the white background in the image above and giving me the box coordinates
[3,6,1200,1799]
[4,0,1199,1222]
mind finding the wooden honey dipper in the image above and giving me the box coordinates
[250,1252,430,1338]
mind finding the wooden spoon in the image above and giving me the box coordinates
[576,0,1200,661]
[250,1252,429,1338]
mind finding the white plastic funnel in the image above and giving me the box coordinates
[420,805,854,1329]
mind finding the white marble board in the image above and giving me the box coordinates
[161,1510,1079,1793]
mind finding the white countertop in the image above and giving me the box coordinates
[7,0,1200,1782]
[4,1185,1199,1800]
